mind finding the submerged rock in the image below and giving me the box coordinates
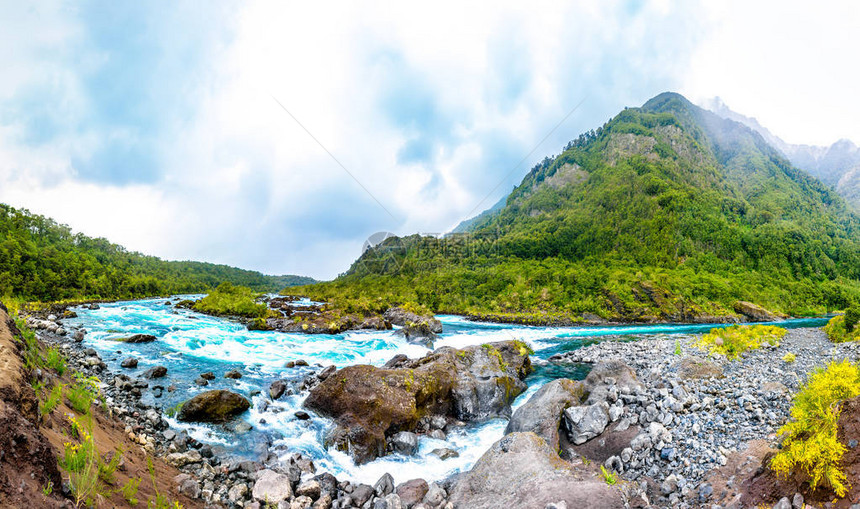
[177,390,251,423]
[113,333,157,343]
[388,431,419,456]
[447,432,624,509]
[120,357,139,369]
[303,340,531,464]
[144,365,168,379]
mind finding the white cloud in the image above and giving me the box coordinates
[1,1,721,279]
[682,1,860,146]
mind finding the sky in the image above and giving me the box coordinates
[1,1,859,279]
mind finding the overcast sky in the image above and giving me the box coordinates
[2,1,859,279]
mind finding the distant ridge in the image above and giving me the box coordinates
[0,203,315,301]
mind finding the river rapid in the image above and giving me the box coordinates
[64,297,827,485]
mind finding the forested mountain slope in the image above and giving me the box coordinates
[289,93,860,322]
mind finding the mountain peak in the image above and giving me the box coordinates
[641,91,696,113]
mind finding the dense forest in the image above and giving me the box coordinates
[289,93,860,321]
[0,204,315,301]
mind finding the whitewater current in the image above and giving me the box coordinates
[64,297,827,484]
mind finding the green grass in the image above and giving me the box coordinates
[66,375,100,414]
[600,465,618,485]
[45,347,66,375]
[39,383,64,417]
[192,282,269,318]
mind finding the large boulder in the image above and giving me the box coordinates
[564,402,611,445]
[303,340,531,464]
[505,379,584,451]
[733,301,781,322]
[252,469,293,504]
[447,432,625,509]
[383,307,443,333]
[580,360,642,405]
[177,390,251,423]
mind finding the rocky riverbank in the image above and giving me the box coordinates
[547,327,860,508]
[20,304,857,509]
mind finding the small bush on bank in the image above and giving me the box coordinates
[824,313,860,343]
[695,325,786,359]
[770,360,860,497]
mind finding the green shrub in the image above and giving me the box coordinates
[782,352,796,363]
[845,307,860,333]
[824,315,860,343]
[770,360,860,497]
[695,325,786,359]
[192,282,268,318]
[121,477,140,506]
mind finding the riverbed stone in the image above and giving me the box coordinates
[564,402,610,445]
[177,390,251,422]
[447,432,625,509]
[252,469,293,504]
[395,479,428,508]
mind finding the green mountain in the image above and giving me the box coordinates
[292,92,860,322]
[0,203,315,301]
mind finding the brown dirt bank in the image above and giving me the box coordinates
[0,302,202,508]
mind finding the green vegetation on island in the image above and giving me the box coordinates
[289,93,860,322]
[0,204,315,302]
[191,282,270,318]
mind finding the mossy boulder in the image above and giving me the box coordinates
[303,340,532,464]
[733,301,782,322]
[177,390,251,423]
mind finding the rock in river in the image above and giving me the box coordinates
[177,390,251,423]
[113,333,157,343]
[303,340,532,464]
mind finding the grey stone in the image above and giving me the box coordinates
[252,469,293,504]
[389,431,419,456]
[564,402,610,445]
